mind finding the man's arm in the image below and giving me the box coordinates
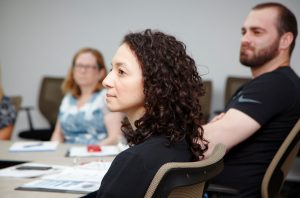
[203,108,261,157]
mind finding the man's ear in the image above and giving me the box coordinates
[279,32,293,50]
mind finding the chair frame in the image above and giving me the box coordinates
[19,76,64,141]
[207,118,300,198]
[145,143,226,198]
[261,118,300,198]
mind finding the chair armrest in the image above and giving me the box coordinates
[206,183,240,196]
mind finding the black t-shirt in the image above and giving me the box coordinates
[96,135,193,198]
[212,67,300,198]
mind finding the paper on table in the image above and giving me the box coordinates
[9,141,59,152]
[16,179,100,194]
[16,161,112,194]
[67,145,121,157]
[0,163,66,178]
[41,165,109,182]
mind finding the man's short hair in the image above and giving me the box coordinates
[253,2,298,55]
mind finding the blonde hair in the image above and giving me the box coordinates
[62,48,107,98]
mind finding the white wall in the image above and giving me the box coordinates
[0,0,299,139]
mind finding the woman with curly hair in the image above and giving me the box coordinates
[94,29,208,197]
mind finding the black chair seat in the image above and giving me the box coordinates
[19,128,54,141]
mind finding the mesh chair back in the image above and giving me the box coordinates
[224,76,251,106]
[261,119,300,198]
[145,143,226,198]
[9,96,22,113]
[201,80,213,124]
[38,77,64,126]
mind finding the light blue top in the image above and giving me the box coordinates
[58,90,108,144]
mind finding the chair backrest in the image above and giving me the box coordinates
[9,96,22,113]
[145,143,226,198]
[201,80,213,124]
[224,76,251,106]
[261,118,300,198]
[38,77,64,127]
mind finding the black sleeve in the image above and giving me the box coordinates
[228,73,295,125]
[97,150,152,198]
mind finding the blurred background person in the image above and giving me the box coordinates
[51,48,123,145]
[0,86,17,140]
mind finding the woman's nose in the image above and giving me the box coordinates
[102,71,113,88]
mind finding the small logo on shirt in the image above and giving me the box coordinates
[237,95,261,104]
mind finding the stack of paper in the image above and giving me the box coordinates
[0,163,66,178]
[9,141,59,152]
[16,161,111,194]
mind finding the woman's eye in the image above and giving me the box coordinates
[118,69,125,75]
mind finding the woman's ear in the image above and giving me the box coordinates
[279,32,293,50]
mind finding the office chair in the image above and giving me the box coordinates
[18,76,64,141]
[144,143,226,198]
[224,76,251,106]
[201,80,213,124]
[261,118,300,198]
[215,76,251,114]
[9,96,22,113]
[207,118,300,198]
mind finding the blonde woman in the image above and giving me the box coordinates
[51,48,123,145]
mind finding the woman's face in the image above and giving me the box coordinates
[103,43,145,121]
[73,52,104,89]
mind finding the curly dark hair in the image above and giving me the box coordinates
[121,29,208,159]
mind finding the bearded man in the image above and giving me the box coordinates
[203,2,300,198]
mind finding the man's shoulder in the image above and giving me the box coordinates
[262,66,300,83]
[249,67,298,90]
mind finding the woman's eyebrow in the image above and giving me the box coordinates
[111,62,126,68]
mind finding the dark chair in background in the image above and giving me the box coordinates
[10,96,22,113]
[144,143,226,198]
[18,76,64,141]
[215,76,251,114]
[201,80,213,124]
[207,118,300,198]
[224,76,251,106]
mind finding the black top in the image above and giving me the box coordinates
[94,135,193,198]
[212,67,300,198]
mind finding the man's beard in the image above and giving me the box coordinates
[239,38,280,68]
